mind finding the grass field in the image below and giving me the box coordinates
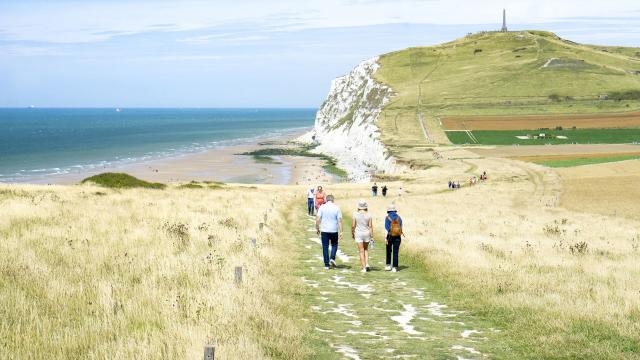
[2,160,640,358]
[372,31,640,148]
[0,183,310,359]
[515,154,640,167]
[446,128,640,145]
[558,159,640,221]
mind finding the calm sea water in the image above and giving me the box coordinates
[0,108,315,183]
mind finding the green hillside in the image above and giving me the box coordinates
[373,31,640,148]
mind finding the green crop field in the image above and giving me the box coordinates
[533,155,640,168]
[446,128,640,145]
[372,31,640,149]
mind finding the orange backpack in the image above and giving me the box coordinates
[387,216,403,237]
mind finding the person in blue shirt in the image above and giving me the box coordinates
[384,204,403,272]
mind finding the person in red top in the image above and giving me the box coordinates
[315,186,326,210]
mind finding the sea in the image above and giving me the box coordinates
[0,108,316,183]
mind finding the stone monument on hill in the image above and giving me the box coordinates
[501,9,508,32]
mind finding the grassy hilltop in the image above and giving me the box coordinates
[373,31,640,147]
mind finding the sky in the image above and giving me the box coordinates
[1,0,639,108]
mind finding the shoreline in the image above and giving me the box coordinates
[17,128,335,186]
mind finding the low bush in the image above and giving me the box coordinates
[81,173,165,189]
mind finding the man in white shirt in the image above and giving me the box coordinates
[316,194,343,270]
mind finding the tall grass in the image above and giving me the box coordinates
[326,157,640,358]
[0,183,309,359]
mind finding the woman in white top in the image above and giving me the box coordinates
[351,200,373,272]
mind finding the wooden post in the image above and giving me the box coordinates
[204,345,215,360]
[234,266,243,284]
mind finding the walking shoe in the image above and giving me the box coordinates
[361,268,367,273]
[392,267,398,273]
[385,265,392,271]
[324,266,330,270]
[329,259,336,268]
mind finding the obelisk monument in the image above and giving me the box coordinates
[501,9,508,32]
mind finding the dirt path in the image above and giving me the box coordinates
[295,212,498,359]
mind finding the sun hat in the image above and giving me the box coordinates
[357,200,368,210]
[387,204,397,212]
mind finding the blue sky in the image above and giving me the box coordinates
[1,0,639,108]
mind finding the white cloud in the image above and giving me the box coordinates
[0,0,638,44]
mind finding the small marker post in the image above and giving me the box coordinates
[234,266,243,284]
[204,345,215,360]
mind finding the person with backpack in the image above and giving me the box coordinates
[385,204,403,272]
[371,183,378,197]
[316,194,343,270]
[381,185,388,197]
[351,200,373,273]
[315,186,326,210]
[307,187,315,216]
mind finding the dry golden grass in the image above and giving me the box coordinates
[0,184,309,359]
[3,148,640,358]
[326,151,640,358]
[557,159,640,221]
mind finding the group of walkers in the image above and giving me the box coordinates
[371,182,403,198]
[370,183,388,197]
[307,186,404,273]
[448,171,488,190]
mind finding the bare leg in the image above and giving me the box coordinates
[357,242,366,269]
[362,242,369,268]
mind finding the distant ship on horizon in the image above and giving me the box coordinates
[115,108,121,112]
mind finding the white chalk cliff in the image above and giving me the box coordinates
[299,57,397,182]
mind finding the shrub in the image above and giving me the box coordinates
[81,173,165,189]
[178,181,204,189]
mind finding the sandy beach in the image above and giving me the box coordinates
[31,131,335,186]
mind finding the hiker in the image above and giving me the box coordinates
[385,204,403,272]
[306,187,315,216]
[448,180,452,189]
[316,194,343,270]
[352,200,373,273]
[382,185,388,197]
[397,186,404,197]
[315,186,326,210]
[371,183,378,197]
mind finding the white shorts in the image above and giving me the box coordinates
[354,231,371,243]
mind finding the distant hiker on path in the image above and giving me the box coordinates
[352,200,373,273]
[307,187,315,216]
[315,186,326,210]
[372,183,378,197]
[382,185,388,197]
[316,195,343,270]
[385,204,404,272]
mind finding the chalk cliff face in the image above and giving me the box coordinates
[299,57,396,182]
